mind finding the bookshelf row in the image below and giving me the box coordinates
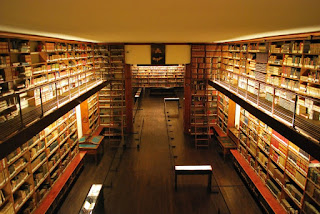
[0,37,109,130]
[0,108,79,213]
[232,107,320,214]
[131,65,184,88]
[99,45,126,142]
[191,44,220,148]
[217,40,320,113]
[217,93,236,134]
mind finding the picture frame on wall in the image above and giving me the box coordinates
[151,44,165,65]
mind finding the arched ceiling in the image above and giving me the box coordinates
[0,0,320,43]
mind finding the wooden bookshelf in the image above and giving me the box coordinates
[99,44,126,143]
[0,36,105,132]
[131,65,185,88]
[234,107,319,214]
[0,108,79,213]
[190,44,220,148]
[217,92,236,134]
[217,39,320,144]
[80,93,100,136]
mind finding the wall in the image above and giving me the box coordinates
[125,45,191,65]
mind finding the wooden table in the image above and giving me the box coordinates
[217,136,237,161]
[164,98,180,113]
[79,135,104,164]
[174,165,212,192]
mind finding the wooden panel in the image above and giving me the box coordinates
[228,99,236,128]
[80,100,90,135]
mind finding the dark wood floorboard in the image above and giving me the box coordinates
[58,90,263,214]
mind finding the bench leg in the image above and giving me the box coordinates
[175,173,177,191]
[208,173,212,193]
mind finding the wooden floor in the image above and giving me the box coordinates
[58,90,263,214]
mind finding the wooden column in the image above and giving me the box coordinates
[125,64,133,133]
[184,64,191,134]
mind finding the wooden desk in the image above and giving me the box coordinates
[79,135,104,164]
[164,97,180,113]
[217,136,237,161]
[174,165,212,192]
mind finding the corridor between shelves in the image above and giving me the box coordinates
[58,90,263,214]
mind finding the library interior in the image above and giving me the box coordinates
[0,0,320,213]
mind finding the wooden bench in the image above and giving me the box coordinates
[34,152,86,214]
[174,165,212,192]
[231,150,286,214]
[79,135,104,165]
[216,136,237,161]
[212,125,227,137]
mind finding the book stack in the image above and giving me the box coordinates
[270,44,281,53]
[304,56,319,69]
[0,42,8,53]
[308,168,320,185]
[45,43,55,52]
[19,42,30,53]
[281,43,290,53]
[11,170,28,190]
[309,43,320,54]
[285,183,303,205]
[0,56,10,68]
[55,43,67,52]
[268,56,282,65]
[268,66,281,75]
[280,198,298,214]
[292,42,303,54]
[0,202,14,214]
[266,179,281,198]
[256,63,267,73]
[304,201,319,214]
[20,55,31,64]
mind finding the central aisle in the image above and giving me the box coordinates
[104,94,175,213]
[104,92,262,214]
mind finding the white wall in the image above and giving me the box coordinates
[125,45,151,64]
[166,45,191,64]
[76,104,83,139]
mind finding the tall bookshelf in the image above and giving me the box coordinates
[217,92,236,134]
[0,37,105,142]
[217,39,320,144]
[190,44,220,148]
[0,108,79,213]
[131,65,185,88]
[236,107,319,214]
[80,93,100,135]
[99,44,126,143]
